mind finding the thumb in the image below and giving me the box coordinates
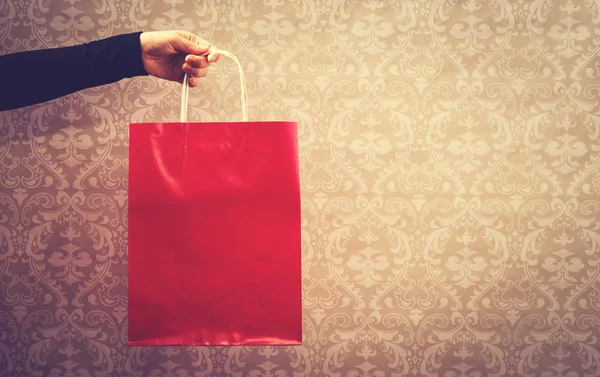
[171,35,210,55]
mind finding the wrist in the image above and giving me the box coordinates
[138,32,151,75]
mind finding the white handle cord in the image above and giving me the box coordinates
[180,48,248,122]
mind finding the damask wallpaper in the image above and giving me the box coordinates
[2,0,600,376]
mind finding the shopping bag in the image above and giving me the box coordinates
[127,50,301,346]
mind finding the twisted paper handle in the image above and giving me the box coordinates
[180,48,248,122]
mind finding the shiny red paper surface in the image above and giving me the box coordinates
[128,121,301,346]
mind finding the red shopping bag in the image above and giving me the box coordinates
[127,50,301,346]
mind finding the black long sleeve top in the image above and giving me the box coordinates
[0,32,148,111]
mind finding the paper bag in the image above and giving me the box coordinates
[128,50,301,346]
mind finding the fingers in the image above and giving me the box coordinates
[176,30,202,45]
[183,55,210,80]
[181,54,215,85]
[185,55,210,69]
[188,76,199,87]
[171,34,211,55]
[207,51,219,63]
[185,50,219,68]
[171,31,218,87]
[182,63,209,78]
[182,62,209,82]
[178,73,201,87]
[176,30,213,51]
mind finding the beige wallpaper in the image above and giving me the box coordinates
[2,0,600,376]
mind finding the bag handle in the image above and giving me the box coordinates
[151,48,249,196]
[180,48,248,122]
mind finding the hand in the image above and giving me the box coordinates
[139,30,219,88]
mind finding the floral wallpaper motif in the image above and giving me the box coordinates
[2,0,600,376]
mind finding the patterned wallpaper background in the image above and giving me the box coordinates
[2,0,600,376]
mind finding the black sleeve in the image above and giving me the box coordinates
[0,32,148,111]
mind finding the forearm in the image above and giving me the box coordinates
[0,32,148,111]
